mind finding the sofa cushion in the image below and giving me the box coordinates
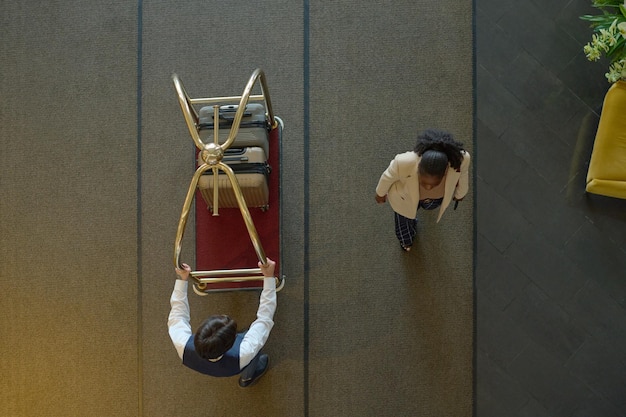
[586,80,626,199]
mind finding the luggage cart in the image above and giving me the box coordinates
[172,69,284,295]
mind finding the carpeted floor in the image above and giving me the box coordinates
[0,1,473,416]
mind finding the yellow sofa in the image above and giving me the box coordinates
[586,80,626,199]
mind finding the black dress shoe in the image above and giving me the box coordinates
[239,354,269,388]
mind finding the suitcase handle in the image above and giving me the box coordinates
[219,111,251,121]
[219,105,252,120]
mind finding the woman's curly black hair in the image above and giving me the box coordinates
[414,128,465,174]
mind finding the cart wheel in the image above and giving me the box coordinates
[275,116,284,130]
[192,283,208,296]
[276,275,286,292]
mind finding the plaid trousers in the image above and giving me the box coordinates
[394,212,418,247]
[394,198,443,247]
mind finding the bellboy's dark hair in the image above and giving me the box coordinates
[194,315,237,360]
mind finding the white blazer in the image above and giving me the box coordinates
[376,150,470,222]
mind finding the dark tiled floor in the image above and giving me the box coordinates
[476,0,626,416]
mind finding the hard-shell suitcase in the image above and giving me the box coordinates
[198,146,267,166]
[198,104,267,129]
[198,104,270,158]
[197,151,270,210]
[198,165,270,210]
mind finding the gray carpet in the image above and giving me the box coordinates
[0,1,473,416]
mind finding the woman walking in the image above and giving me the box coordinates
[375,129,470,252]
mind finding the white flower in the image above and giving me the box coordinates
[584,43,602,61]
[591,33,610,53]
[606,69,620,83]
[618,22,626,38]
[600,29,617,47]
[605,59,626,83]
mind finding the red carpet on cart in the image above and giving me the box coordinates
[195,125,280,290]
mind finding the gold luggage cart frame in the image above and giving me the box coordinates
[172,69,284,295]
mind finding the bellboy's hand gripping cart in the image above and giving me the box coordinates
[173,69,284,295]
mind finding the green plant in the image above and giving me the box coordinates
[581,0,626,82]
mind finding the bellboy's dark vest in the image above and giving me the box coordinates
[182,333,244,377]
